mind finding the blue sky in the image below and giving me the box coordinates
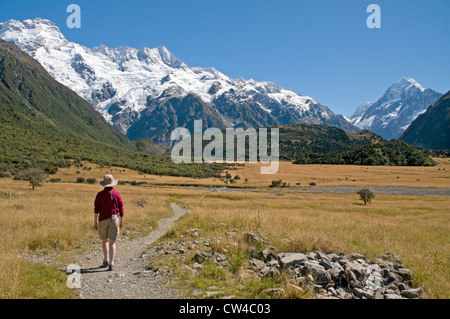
[1,0,449,116]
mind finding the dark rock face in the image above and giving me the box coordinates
[71,53,96,85]
[91,81,117,105]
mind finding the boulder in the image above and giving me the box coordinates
[301,261,332,286]
[353,287,375,299]
[396,268,413,281]
[278,253,307,268]
[401,287,424,299]
[249,259,266,270]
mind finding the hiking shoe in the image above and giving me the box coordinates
[108,264,115,271]
[101,260,108,268]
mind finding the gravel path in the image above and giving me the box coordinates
[76,202,187,299]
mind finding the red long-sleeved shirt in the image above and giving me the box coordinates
[94,187,124,222]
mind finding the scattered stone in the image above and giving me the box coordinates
[193,252,208,264]
[225,232,236,237]
[243,233,260,245]
[262,288,285,298]
[192,262,203,270]
[203,291,225,298]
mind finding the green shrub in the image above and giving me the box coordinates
[86,178,97,184]
[357,188,375,205]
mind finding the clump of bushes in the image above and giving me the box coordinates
[270,180,288,187]
[86,178,97,184]
[76,177,85,183]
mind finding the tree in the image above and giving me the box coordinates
[16,168,48,190]
[357,188,375,205]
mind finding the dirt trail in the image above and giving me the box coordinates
[76,202,187,299]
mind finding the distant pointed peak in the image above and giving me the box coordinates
[387,77,425,94]
[400,77,424,89]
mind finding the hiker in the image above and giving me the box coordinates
[94,174,124,271]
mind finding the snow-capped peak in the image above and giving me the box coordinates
[0,18,67,52]
[386,77,425,95]
[350,77,442,139]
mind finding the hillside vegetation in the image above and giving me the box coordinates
[293,140,436,166]
[278,125,383,160]
[276,125,435,166]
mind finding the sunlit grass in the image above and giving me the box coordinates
[158,189,450,298]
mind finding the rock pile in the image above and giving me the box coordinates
[244,238,425,299]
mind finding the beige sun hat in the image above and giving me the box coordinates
[100,174,118,187]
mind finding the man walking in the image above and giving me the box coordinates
[94,174,124,271]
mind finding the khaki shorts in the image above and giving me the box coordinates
[98,217,120,241]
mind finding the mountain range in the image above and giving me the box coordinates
[0,35,438,177]
[0,18,358,147]
[350,77,442,140]
[0,18,446,151]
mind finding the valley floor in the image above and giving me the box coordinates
[0,159,448,299]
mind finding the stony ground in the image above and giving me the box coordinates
[75,202,187,299]
[202,186,450,196]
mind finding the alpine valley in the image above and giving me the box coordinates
[0,18,359,147]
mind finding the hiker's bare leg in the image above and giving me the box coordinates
[102,239,109,262]
[109,239,116,265]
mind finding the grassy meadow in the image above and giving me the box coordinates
[0,158,448,298]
